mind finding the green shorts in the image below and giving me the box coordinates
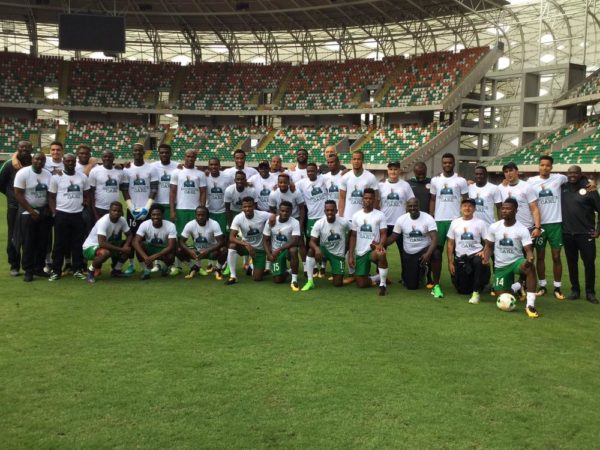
[320,246,345,276]
[436,220,452,250]
[493,257,525,291]
[83,239,124,261]
[535,223,563,250]
[209,212,228,234]
[237,248,267,270]
[270,249,289,276]
[176,209,197,236]
[355,250,372,277]
[155,203,169,216]
[144,243,166,256]
[306,218,319,239]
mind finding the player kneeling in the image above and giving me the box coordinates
[348,188,389,296]
[226,197,273,284]
[132,204,178,280]
[302,200,350,290]
[263,201,302,291]
[82,201,133,283]
[178,206,227,280]
[483,198,539,318]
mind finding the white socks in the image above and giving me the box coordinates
[526,292,536,308]
[305,256,315,281]
[227,249,238,279]
[378,268,388,286]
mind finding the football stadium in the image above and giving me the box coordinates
[1,0,600,447]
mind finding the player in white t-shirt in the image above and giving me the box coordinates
[45,141,64,175]
[151,144,180,215]
[48,153,91,280]
[248,161,278,212]
[497,162,541,235]
[285,148,309,184]
[263,201,302,290]
[89,150,125,221]
[268,173,305,221]
[469,165,502,225]
[121,143,159,274]
[379,161,415,258]
[169,149,207,234]
[527,155,569,299]
[322,153,344,208]
[226,197,273,284]
[178,206,227,280]
[295,162,328,236]
[13,152,52,281]
[483,197,539,318]
[446,198,490,303]
[206,158,233,234]
[338,150,379,222]
[348,188,388,295]
[303,200,351,290]
[132,205,178,280]
[224,171,258,225]
[82,202,133,283]
[223,149,258,180]
[387,198,438,291]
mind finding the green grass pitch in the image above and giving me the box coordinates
[1,197,600,448]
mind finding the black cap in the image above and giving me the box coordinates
[502,162,518,171]
[387,161,400,168]
[461,198,476,206]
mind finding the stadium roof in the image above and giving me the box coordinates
[0,0,507,32]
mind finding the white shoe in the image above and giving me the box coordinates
[150,261,161,273]
[468,292,480,304]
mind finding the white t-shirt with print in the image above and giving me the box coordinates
[340,170,379,221]
[447,217,488,257]
[170,167,207,210]
[393,212,437,255]
[83,214,130,249]
[351,208,386,256]
[181,218,223,250]
[468,182,502,225]
[527,173,567,224]
[430,173,469,221]
[13,166,51,212]
[486,220,532,268]
[263,216,301,251]
[497,180,538,229]
[49,172,89,213]
[378,179,415,225]
[230,210,271,250]
[88,165,125,210]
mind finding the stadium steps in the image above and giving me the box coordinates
[255,129,277,153]
[350,127,378,152]
[270,66,298,108]
[400,121,460,173]
[58,60,71,101]
[169,66,188,107]
[443,46,502,111]
[372,59,409,105]
[248,93,260,109]
[55,124,67,144]
[162,127,176,145]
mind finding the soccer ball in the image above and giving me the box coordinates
[496,293,517,312]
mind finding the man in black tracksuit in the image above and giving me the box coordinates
[561,165,600,303]
[0,141,32,276]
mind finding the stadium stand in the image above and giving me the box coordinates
[0,118,57,152]
[0,52,61,104]
[168,126,265,160]
[63,121,150,157]
[178,62,291,110]
[564,69,600,100]
[68,59,179,108]
[487,116,600,167]
[280,58,400,110]
[260,125,363,162]
[359,123,447,162]
[379,47,488,107]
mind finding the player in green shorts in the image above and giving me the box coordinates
[263,201,301,289]
[303,200,350,289]
[209,212,228,234]
[82,202,133,283]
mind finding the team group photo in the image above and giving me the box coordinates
[2,0,600,448]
